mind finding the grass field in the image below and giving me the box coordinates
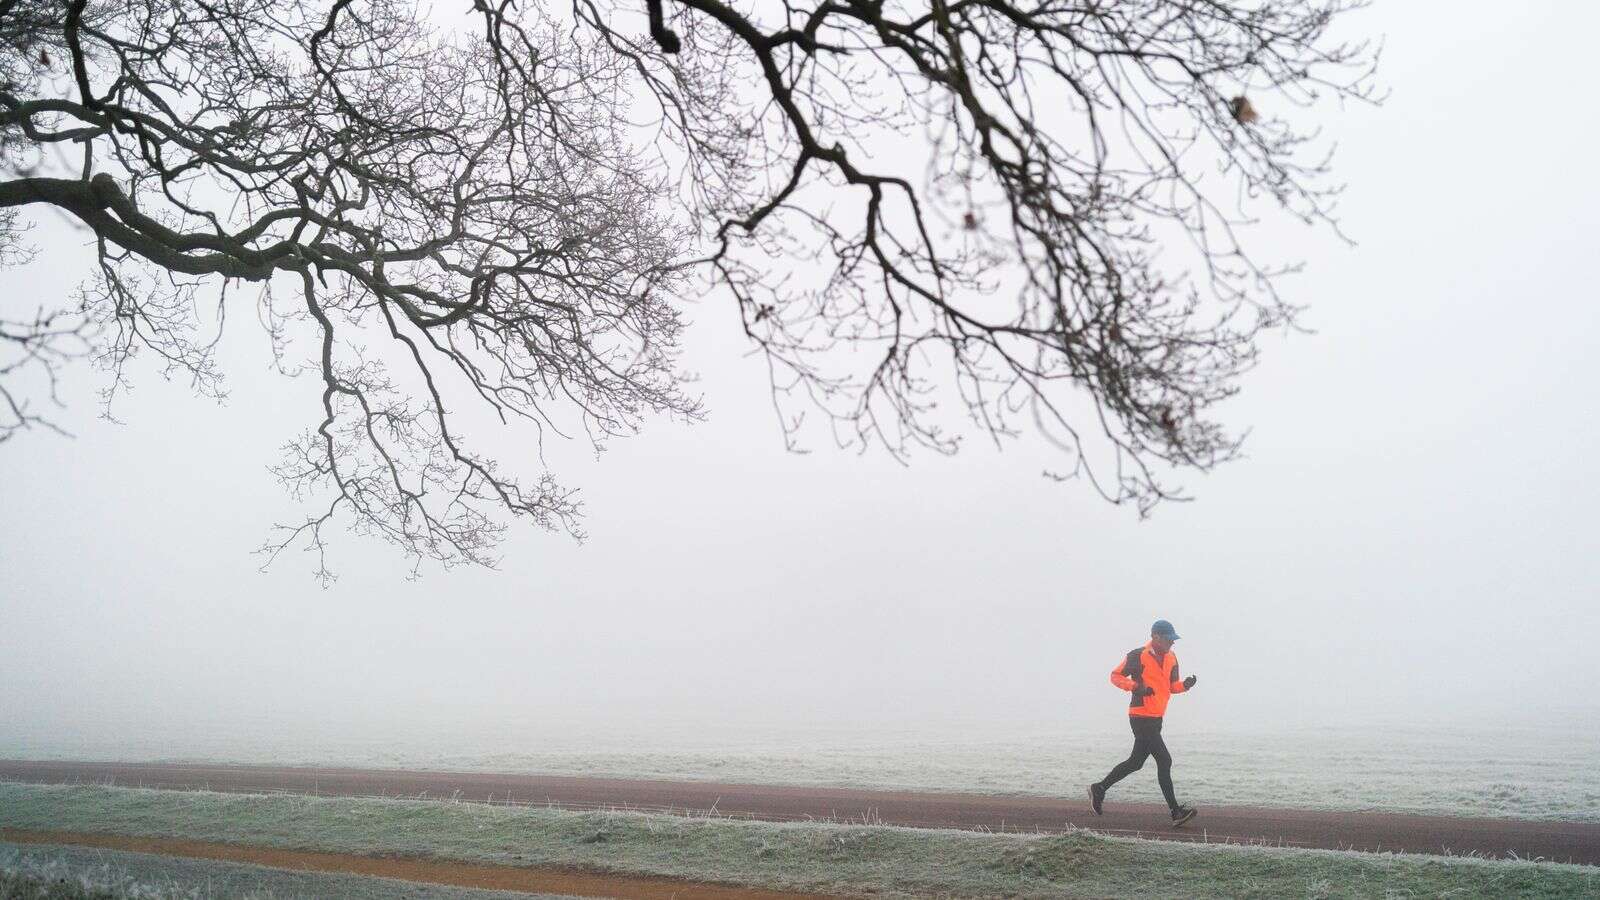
[2,782,1596,898]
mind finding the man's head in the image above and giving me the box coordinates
[1150,619,1180,653]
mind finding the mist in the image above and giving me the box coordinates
[3,2,1598,764]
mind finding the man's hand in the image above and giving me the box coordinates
[1132,685,1155,698]
[1183,675,1197,690]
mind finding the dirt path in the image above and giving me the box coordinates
[4,759,1597,865]
[0,828,834,900]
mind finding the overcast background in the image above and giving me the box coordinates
[2,4,1597,760]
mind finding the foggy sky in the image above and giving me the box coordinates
[3,4,1598,755]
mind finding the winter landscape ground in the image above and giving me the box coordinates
[4,782,1599,899]
[3,717,1597,898]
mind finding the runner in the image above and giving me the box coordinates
[1087,619,1199,827]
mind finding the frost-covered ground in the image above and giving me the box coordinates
[5,716,1596,822]
[0,842,576,900]
[5,784,1599,899]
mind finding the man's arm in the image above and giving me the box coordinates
[1170,659,1197,693]
[1110,660,1138,692]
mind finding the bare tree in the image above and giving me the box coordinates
[1,0,1377,577]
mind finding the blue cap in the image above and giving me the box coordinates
[1151,619,1180,640]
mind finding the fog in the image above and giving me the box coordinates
[2,4,1598,761]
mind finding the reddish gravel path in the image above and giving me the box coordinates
[3,759,1596,865]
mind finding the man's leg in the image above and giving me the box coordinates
[1147,723,1179,811]
[1097,718,1154,792]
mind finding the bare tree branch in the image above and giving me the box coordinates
[546,0,1379,512]
[2,0,700,579]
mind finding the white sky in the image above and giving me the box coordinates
[2,3,1598,753]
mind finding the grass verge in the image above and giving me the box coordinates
[0,840,578,900]
[1,782,1595,898]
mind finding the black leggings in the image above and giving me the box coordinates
[1097,716,1178,811]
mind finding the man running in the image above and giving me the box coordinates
[1087,619,1199,827]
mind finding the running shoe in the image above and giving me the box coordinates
[1170,805,1198,828]
[1087,783,1105,815]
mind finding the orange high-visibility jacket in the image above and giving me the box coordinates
[1109,641,1188,718]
